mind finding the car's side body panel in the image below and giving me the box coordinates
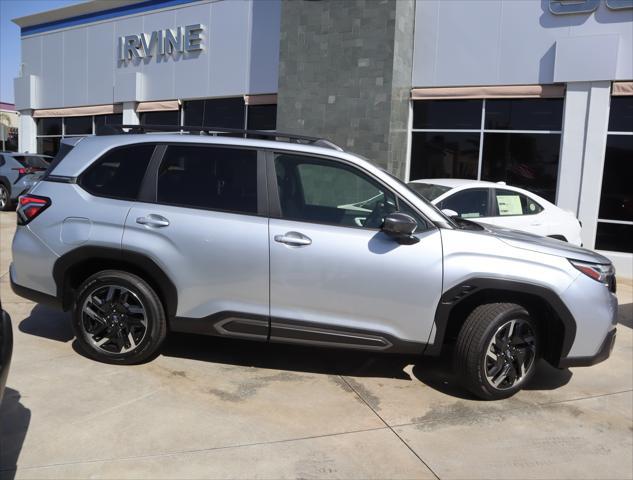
[123,203,270,320]
[269,218,443,347]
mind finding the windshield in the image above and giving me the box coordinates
[406,182,451,202]
[381,171,457,227]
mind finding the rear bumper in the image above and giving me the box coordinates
[10,267,61,309]
[559,328,617,368]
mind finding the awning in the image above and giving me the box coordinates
[244,94,277,105]
[33,104,122,118]
[612,82,633,96]
[411,84,565,100]
[136,100,180,112]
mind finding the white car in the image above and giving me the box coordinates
[407,179,582,246]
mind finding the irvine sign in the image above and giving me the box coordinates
[118,24,204,62]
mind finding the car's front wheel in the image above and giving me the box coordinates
[455,303,538,400]
[72,270,167,365]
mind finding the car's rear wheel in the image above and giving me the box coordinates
[0,184,11,211]
[72,270,167,364]
[455,303,538,400]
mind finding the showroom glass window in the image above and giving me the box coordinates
[410,98,563,203]
[595,96,633,253]
[36,114,123,156]
[183,97,277,131]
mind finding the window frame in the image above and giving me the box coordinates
[136,142,269,218]
[595,95,633,253]
[410,98,563,184]
[266,150,432,232]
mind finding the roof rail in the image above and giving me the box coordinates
[95,124,344,151]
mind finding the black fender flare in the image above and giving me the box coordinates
[52,246,178,318]
[426,277,576,364]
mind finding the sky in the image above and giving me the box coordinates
[1,0,79,104]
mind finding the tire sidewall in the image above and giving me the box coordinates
[0,183,11,211]
[477,306,539,399]
[72,271,165,364]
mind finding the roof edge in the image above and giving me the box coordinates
[12,0,142,28]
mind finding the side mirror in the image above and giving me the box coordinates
[441,208,459,218]
[382,212,419,245]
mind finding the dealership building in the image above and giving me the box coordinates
[12,0,633,275]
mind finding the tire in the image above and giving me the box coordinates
[0,183,12,211]
[455,303,539,400]
[72,270,167,365]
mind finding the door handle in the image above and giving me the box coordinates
[136,214,170,228]
[274,231,312,246]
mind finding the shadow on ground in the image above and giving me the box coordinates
[0,387,31,480]
[18,304,73,343]
[16,301,588,399]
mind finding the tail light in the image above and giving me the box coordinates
[17,194,50,225]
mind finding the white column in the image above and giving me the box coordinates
[122,102,139,125]
[556,83,590,214]
[18,110,37,153]
[577,81,611,249]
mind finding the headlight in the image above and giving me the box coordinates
[569,260,614,284]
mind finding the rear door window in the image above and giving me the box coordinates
[493,188,543,216]
[80,144,155,200]
[439,188,490,218]
[156,145,258,215]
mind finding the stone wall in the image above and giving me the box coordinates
[276,0,415,177]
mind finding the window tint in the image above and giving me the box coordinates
[81,144,155,200]
[595,223,633,253]
[413,100,482,129]
[14,155,50,169]
[65,116,93,135]
[157,145,257,214]
[37,118,62,136]
[183,98,245,129]
[440,188,489,218]
[485,99,563,131]
[608,97,633,132]
[493,188,543,216]
[37,137,61,157]
[94,113,123,128]
[410,132,480,180]
[140,110,180,126]
[275,154,397,229]
[481,132,560,203]
[599,134,633,223]
[247,104,277,130]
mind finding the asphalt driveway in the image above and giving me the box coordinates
[1,210,631,479]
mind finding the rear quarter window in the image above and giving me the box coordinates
[80,144,155,200]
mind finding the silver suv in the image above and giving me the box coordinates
[10,127,618,400]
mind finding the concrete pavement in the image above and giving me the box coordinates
[0,210,631,479]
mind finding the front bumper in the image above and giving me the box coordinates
[559,327,617,368]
